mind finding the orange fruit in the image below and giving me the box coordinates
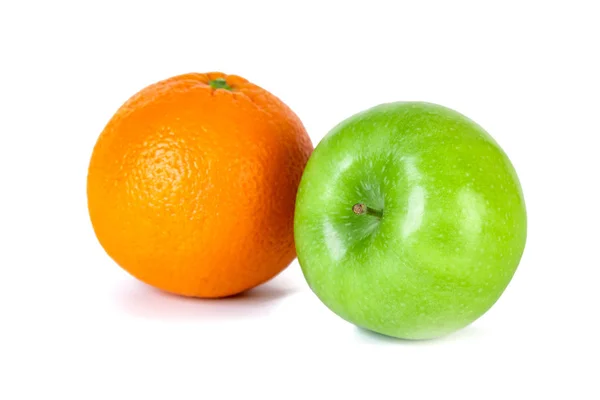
[87,72,313,297]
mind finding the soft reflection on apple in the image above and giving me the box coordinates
[294,102,527,340]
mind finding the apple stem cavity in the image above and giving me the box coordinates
[352,203,383,219]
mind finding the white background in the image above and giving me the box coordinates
[1,1,599,399]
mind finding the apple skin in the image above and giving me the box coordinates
[294,102,527,340]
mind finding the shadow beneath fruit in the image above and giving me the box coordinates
[354,324,484,345]
[114,276,296,320]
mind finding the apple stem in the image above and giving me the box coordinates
[352,203,383,218]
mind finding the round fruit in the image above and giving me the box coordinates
[294,102,526,339]
[88,72,313,297]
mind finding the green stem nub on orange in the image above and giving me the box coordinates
[209,78,233,91]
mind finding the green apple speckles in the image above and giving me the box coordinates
[294,102,527,340]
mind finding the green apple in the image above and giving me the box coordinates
[294,102,527,340]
